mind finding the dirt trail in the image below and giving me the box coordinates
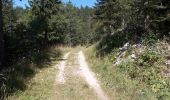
[57,52,70,84]
[78,51,109,100]
[55,50,109,100]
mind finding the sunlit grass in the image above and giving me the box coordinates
[84,45,156,100]
[6,65,56,100]
[4,46,66,100]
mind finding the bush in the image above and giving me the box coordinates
[117,50,170,99]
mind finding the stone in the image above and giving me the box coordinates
[131,54,136,59]
[165,60,170,65]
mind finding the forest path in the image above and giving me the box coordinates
[78,51,109,100]
[53,49,109,100]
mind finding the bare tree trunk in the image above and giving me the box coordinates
[0,0,4,66]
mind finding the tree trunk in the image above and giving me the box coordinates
[0,0,4,66]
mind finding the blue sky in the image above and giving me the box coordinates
[13,0,97,8]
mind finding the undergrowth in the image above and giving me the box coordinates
[85,44,170,100]
[118,50,170,100]
[0,46,64,100]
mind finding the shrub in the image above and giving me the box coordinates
[117,50,170,99]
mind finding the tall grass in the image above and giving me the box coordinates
[0,46,63,99]
[84,45,157,100]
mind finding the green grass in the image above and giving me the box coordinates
[6,65,56,100]
[1,46,66,100]
[84,45,157,100]
[2,46,93,100]
[3,45,167,100]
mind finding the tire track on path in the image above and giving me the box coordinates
[78,51,109,100]
[57,52,70,84]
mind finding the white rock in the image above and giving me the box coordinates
[115,60,121,65]
[165,60,170,65]
[168,46,170,51]
[124,42,130,48]
[131,54,136,59]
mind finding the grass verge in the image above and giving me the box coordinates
[84,45,157,100]
[6,64,56,100]
[1,46,70,100]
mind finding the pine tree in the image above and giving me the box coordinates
[94,0,122,35]
[150,0,170,36]
[0,0,4,66]
[132,0,170,38]
[29,0,61,46]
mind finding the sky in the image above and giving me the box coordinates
[13,0,97,8]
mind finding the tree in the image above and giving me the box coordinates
[29,0,61,46]
[131,0,170,39]
[94,0,124,35]
[0,0,4,66]
[0,0,19,66]
[150,0,170,37]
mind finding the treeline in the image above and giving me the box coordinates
[0,0,170,66]
[0,0,95,67]
[94,0,170,53]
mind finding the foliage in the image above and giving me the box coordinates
[85,46,157,100]
[0,0,170,99]
[94,0,170,54]
[0,0,96,99]
[0,46,62,99]
[118,49,170,99]
[1,0,97,64]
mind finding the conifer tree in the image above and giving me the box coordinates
[29,0,61,45]
[95,0,122,35]
[0,0,4,66]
